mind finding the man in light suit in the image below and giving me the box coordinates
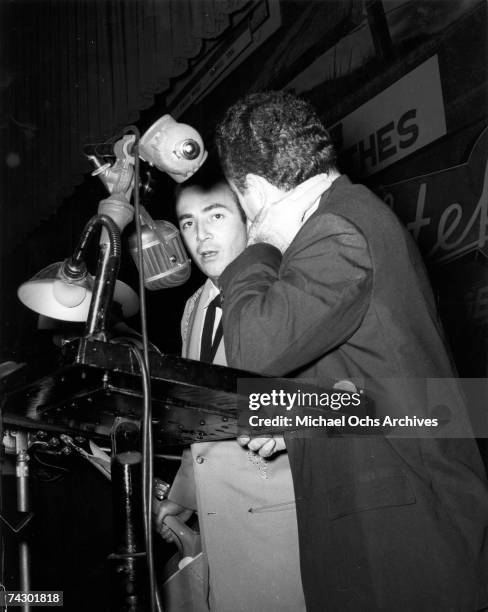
[155,177,307,612]
[215,91,488,611]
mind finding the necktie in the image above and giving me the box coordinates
[200,293,223,363]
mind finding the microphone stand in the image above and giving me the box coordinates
[124,128,161,612]
[109,422,147,612]
[15,431,31,612]
[86,131,161,612]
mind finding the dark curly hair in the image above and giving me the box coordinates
[215,91,337,192]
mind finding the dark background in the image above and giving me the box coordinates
[1,1,487,609]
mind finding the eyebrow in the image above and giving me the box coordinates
[177,202,232,222]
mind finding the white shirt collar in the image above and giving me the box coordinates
[202,278,221,310]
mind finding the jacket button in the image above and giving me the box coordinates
[195,456,205,464]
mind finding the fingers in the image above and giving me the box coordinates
[158,523,177,544]
[156,504,168,527]
[155,499,182,526]
[258,437,277,457]
[333,379,358,392]
[238,435,286,457]
[237,435,251,447]
[259,436,286,456]
[154,502,193,549]
[247,436,272,452]
[272,436,286,453]
[178,508,194,524]
[152,497,161,517]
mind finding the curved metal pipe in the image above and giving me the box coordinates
[62,214,122,338]
[70,213,122,266]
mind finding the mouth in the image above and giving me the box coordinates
[199,250,218,262]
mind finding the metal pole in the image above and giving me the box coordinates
[15,433,30,612]
[109,441,148,611]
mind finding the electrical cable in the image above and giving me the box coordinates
[0,404,5,602]
[124,340,161,612]
[122,126,162,612]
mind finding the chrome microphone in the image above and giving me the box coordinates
[128,207,191,290]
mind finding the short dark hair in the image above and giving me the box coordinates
[174,173,246,223]
[215,90,337,192]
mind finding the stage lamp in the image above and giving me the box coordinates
[138,115,207,182]
[18,262,138,322]
[18,215,139,332]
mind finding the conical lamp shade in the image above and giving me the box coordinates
[18,262,139,322]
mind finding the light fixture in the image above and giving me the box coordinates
[18,262,138,322]
[18,114,206,330]
[138,115,207,182]
[18,214,138,334]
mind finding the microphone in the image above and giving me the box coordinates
[128,207,191,290]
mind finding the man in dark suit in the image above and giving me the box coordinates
[215,91,488,611]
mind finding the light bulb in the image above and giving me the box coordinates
[52,279,87,308]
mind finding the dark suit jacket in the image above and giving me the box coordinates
[220,175,488,611]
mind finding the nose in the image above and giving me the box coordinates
[196,219,211,242]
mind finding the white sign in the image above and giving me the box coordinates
[331,55,447,176]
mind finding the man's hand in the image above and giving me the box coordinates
[153,499,193,544]
[247,173,334,253]
[237,435,286,457]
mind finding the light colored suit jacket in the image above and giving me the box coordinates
[169,278,305,612]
